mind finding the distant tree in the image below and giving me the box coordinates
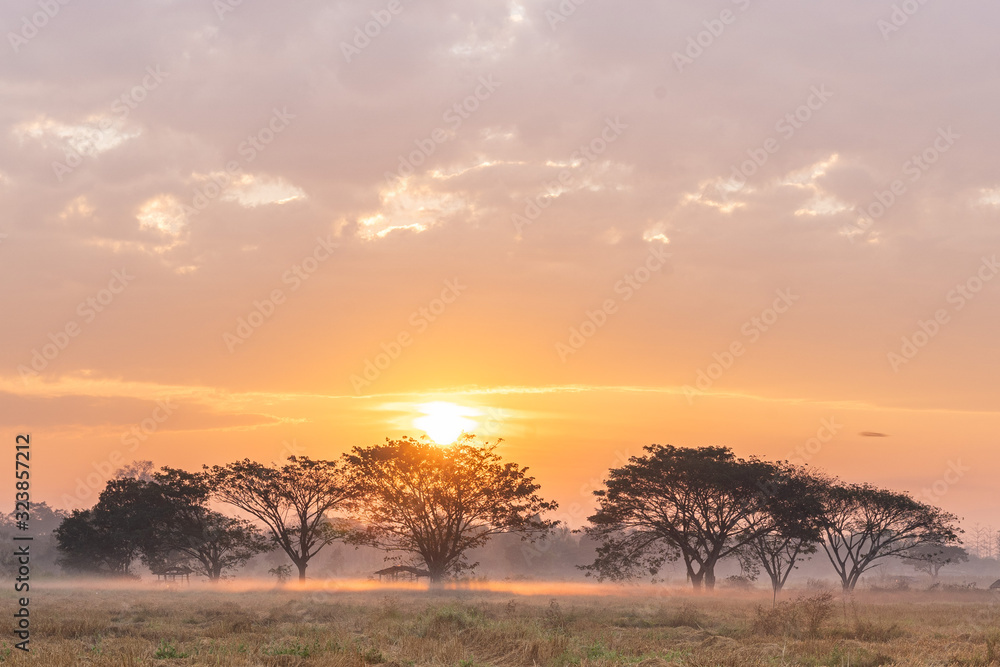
[818,482,961,592]
[902,543,969,582]
[2,501,69,572]
[55,509,140,576]
[509,525,594,577]
[583,445,822,591]
[205,456,354,582]
[8,501,68,535]
[345,436,557,582]
[115,460,156,481]
[268,564,293,584]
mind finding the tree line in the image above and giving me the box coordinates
[55,438,964,593]
[56,437,554,583]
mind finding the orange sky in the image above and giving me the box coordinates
[2,0,999,531]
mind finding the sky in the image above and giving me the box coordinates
[1,0,999,532]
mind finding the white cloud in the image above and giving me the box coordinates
[219,174,307,208]
[358,177,470,240]
[137,195,185,235]
[13,115,139,156]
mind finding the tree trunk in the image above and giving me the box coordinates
[770,574,781,607]
[704,567,716,591]
[689,569,704,591]
[297,561,307,582]
[428,564,447,585]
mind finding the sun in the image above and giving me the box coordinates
[413,402,479,445]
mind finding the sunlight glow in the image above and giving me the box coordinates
[413,402,480,444]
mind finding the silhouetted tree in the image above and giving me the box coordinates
[818,482,961,591]
[55,508,141,576]
[743,464,826,602]
[583,445,821,591]
[1,502,67,573]
[114,460,156,481]
[345,436,557,582]
[56,476,174,576]
[148,468,271,580]
[56,468,269,580]
[901,543,969,582]
[205,456,354,582]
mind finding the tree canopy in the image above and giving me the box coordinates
[583,445,823,591]
[345,436,557,582]
[56,466,271,580]
[205,456,354,581]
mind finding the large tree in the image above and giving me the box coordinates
[583,445,821,591]
[162,510,271,580]
[55,508,140,576]
[55,475,171,576]
[345,436,557,582]
[148,468,271,580]
[56,467,269,580]
[818,482,961,592]
[205,456,354,582]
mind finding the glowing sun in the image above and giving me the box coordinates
[413,402,479,444]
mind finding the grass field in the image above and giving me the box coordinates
[3,581,1000,666]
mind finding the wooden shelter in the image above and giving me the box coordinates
[152,565,194,584]
[374,565,431,582]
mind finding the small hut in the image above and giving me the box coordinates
[990,579,1000,590]
[152,565,194,584]
[374,565,431,582]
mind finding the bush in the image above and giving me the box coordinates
[722,575,755,591]
[751,592,834,639]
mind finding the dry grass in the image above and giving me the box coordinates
[1,583,999,665]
